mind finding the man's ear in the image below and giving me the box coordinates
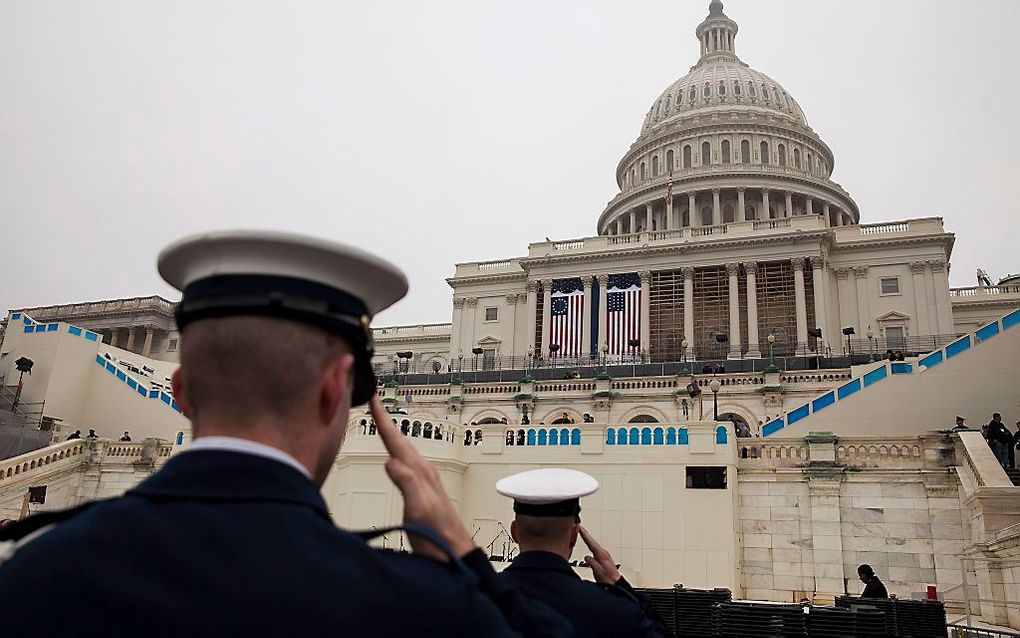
[170,368,193,418]
[569,524,580,549]
[320,353,355,427]
[509,520,519,544]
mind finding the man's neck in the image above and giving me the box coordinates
[191,421,319,481]
[518,545,571,561]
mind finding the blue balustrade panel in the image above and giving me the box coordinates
[678,428,689,445]
[570,428,581,445]
[616,427,628,445]
[787,404,810,426]
[863,366,887,387]
[715,426,727,444]
[1003,308,1020,331]
[812,392,836,413]
[945,336,971,359]
[537,430,547,446]
[653,428,664,445]
[666,427,677,445]
[548,429,558,445]
[763,419,784,437]
[918,351,943,369]
[640,428,652,445]
[606,429,616,445]
[85,332,98,342]
[69,326,83,336]
[975,323,1000,342]
[890,362,913,374]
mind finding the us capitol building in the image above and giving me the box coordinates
[3,2,1020,624]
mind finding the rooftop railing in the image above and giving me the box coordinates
[950,284,1020,298]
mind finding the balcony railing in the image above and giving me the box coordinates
[950,284,1020,298]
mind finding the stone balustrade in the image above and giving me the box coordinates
[738,433,953,471]
[0,440,89,485]
[373,323,452,338]
[950,284,1020,298]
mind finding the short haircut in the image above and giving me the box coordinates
[514,514,578,544]
[180,316,350,424]
[858,564,875,577]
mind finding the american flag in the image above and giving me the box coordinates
[606,273,641,357]
[666,179,673,209]
[550,278,584,357]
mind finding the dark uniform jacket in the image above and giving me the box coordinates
[0,451,572,637]
[499,551,668,637]
[861,577,889,599]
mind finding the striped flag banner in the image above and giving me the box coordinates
[606,273,641,358]
[550,278,584,358]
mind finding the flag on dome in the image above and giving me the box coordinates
[549,278,584,358]
[606,273,641,357]
[666,179,673,209]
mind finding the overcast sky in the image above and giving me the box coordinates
[2,0,1018,326]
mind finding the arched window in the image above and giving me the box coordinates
[560,428,570,445]
[616,427,628,445]
[423,422,433,438]
[653,102,660,119]
[628,428,640,445]
[740,140,751,163]
[683,145,692,169]
[538,429,548,445]
[570,428,581,445]
[701,141,711,165]
[761,84,770,101]
[517,429,525,446]
[715,426,728,444]
[666,149,674,173]
[723,204,734,223]
[745,205,756,221]
[527,429,537,446]
[653,427,664,445]
[701,206,713,226]
[640,161,647,180]
[793,148,801,169]
[640,428,652,445]
[806,152,813,174]
[677,90,683,106]
[433,424,442,440]
[666,427,677,445]
[703,82,711,98]
[733,80,742,96]
[664,95,671,111]
[506,430,515,446]
[760,141,770,165]
[628,414,659,423]
[630,169,635,185]
[721,140,731,164]
[678,427,690,445]
[606,429,616,445]
[748,82,757,97]
[689,86,697,101]
[718,80,726,96]
[411,421,421,437]
[652,155,659,176]
[548,429,558,445]
[778,144,787,167]
[401,420,410,435]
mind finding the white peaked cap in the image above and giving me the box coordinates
[496,468,599,504]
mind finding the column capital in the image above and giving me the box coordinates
[834,267,850,281]
[465,297,479,307]
[762,187,770,194]
[737,186,746,193]
[580,275,594,288]
[680,266,695,279]
[596,273,609,286]
[726,262,740,276]
[791,257,806,272]
[851,265,869,279]
[526,280,539,293]
[909,261,927,274]
[505,294,519,305]
[809,256,827,271]
[928,260,947,273]
[516,292,528,304]
[541,278,553,287]
[453,297,466,308]
[638,271,651,284]
[742,261,757,274]
[712,188,720,195]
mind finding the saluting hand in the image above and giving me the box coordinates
[579,526,622,586]
[369,397,475,562]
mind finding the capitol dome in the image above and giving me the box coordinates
[598,1,859,236]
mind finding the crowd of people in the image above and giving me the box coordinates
[955,413,1020,470]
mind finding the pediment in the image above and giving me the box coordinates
[875,311,911,322]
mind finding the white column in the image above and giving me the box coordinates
[737,188,745,223]
[525,281,538,355]
[689,192,699,227]
[785,191,794,218]
[682,267,695,358]
[142,327,154,357]
[823,202,831,227]
[853,266,871,338]
[810,257,830,351]
[923,262,940,335]
[910,262,931,336]
[665,192,674,231]
[834,268,856,351]
[465,298,478,351]
[727,262,742,359]
[792,258,808,354]
[581,276,593,359]
[930,260,953,335]
[597,274,609,353]
[806,197,814,217]
[639,271,651,357]
[451,298,465,360]
[761,188,770,220]
[628,209,637,234]
[712,189,721,226]
[540,280,552,357]
[645,203,653,233]
[744,262,761,358]
[125,328,137,352]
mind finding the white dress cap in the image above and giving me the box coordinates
[496,468,599,505]
[157,229,408,317]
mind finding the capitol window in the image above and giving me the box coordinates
[701,141,711,165]
[641,162,647,179]
[689,86,697,101]
[703,82,711,98]
[683,145,692,169]
[167,338,178,352]
[794,148,801,169]
[718,80,726,96]
[484,307,499,322]
[652,155,659,176]
[806,152,813,174]
[760,141,770,165]
[740,140,750,163]
[666,149,674,172]
[748,82,756,97]
[880,277,901,295]
[762,85,770,100]
[723,205,734,223]
[733,80,741,96]
[664,95,671,110]
[721,140,731,164]
[778,144,787,167]
[687,466,727,490]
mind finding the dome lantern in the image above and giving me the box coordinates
[696,0,739,62]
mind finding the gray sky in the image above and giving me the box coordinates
[2,1,1018,326]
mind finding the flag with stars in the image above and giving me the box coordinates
[550,278,584,357]
[606,273,641,356]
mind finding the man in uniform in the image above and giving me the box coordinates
[496,468,668,637]
[858,564,889,599]
[0,231,570,637]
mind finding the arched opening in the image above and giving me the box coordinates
[806,152,813,174]
[606,429,616,445]
[549,429,558,445]
[683,145,692,169]
[718,80,726,96]
[423,422,433,439]
[551,414,574,425]
[640,161,647,180]
[701,141,711,166]
[628,414,660,423]
[666,149,674,173]
[793,148,801,169]
[740,140,750,163]
[733,80,742,96]
[748,82,757,97]
[411,421,421,437]
[718,413,753,438]
[517,429,525,446]
[723,204,734,223]
[506,430,516,446]
[778,144,787,167]
[721,140,731,164]
[760,141,770,165]
[701,206,713,226]
[640,428,652,445]
[652,155,659,176]
[653,427,665,445]
[400,420,410,436]
[477,417,502,425]
[570,428,581,445]
[761,84,770,101]
[474,429,483,445]
[703,82,711,99]
[689,86,697,102]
